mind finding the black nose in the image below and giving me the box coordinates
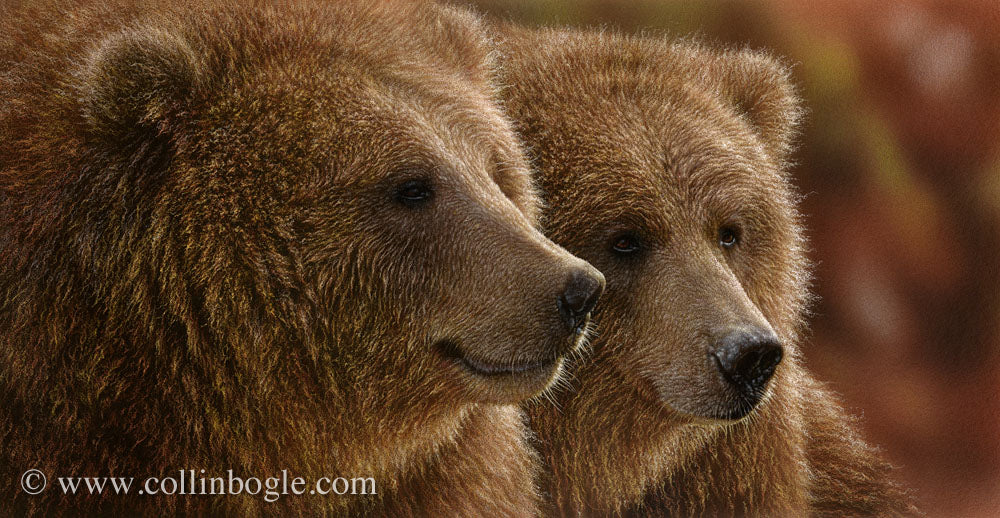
[712,329,783,393]
[557,267,604,333]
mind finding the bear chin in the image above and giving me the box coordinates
[435,339,572,403]
[657,383,776,423]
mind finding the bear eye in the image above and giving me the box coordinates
[611,233,642,255]
[718,225,740,249]
[394,179,433,207]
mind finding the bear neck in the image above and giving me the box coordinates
[641,360,811,516]
[529,353,811,515]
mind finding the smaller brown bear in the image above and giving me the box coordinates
[495,25,917,517]
[1,1,604,516]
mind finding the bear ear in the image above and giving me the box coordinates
[703,48,803,162]
[80,28,201,141]
[423,4,494,85]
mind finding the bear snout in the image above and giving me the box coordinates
[711,328,783,402]
[556,266,605,334]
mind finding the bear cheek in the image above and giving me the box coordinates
[614,280,727,416]
[645,340,720,413]
[732,228,804,345]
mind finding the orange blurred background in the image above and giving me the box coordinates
[455,1,1000,516]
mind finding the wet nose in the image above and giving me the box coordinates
[557,267,605,333]
[712,329,783,393]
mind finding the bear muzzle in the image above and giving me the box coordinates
[710,327,783,420]
[557,267,604,334]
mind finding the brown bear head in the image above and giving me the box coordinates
[500,29,808,428]
[67,1,604,414]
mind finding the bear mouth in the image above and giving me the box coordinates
[435,340,559,378]
[716,394,764,421]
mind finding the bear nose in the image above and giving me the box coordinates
[712,329,783,393]
[557,267,605,333]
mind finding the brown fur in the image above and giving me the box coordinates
[495,25,917,517]
[0,1,603,515]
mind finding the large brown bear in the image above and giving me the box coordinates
[0,1,605,516]
[496,25,916,517]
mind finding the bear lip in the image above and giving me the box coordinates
[436,340,558,377]
[458,355,556,377]
[716,397,761,421]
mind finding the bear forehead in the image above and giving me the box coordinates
[192,71,524,191]
[138,3,523,187]
[179,1,490,81]
[90,0,495,119]
[504,35,783,187]
[531,92,784,212]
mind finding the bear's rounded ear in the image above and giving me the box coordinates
[79,28,201,141]
[703,48,803,162]
[424,4,494,85]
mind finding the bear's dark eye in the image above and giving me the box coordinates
[611,233,642,255]
[394,179,433,207]
[718,225,740,249]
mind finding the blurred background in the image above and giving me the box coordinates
[453,1,1000,516]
